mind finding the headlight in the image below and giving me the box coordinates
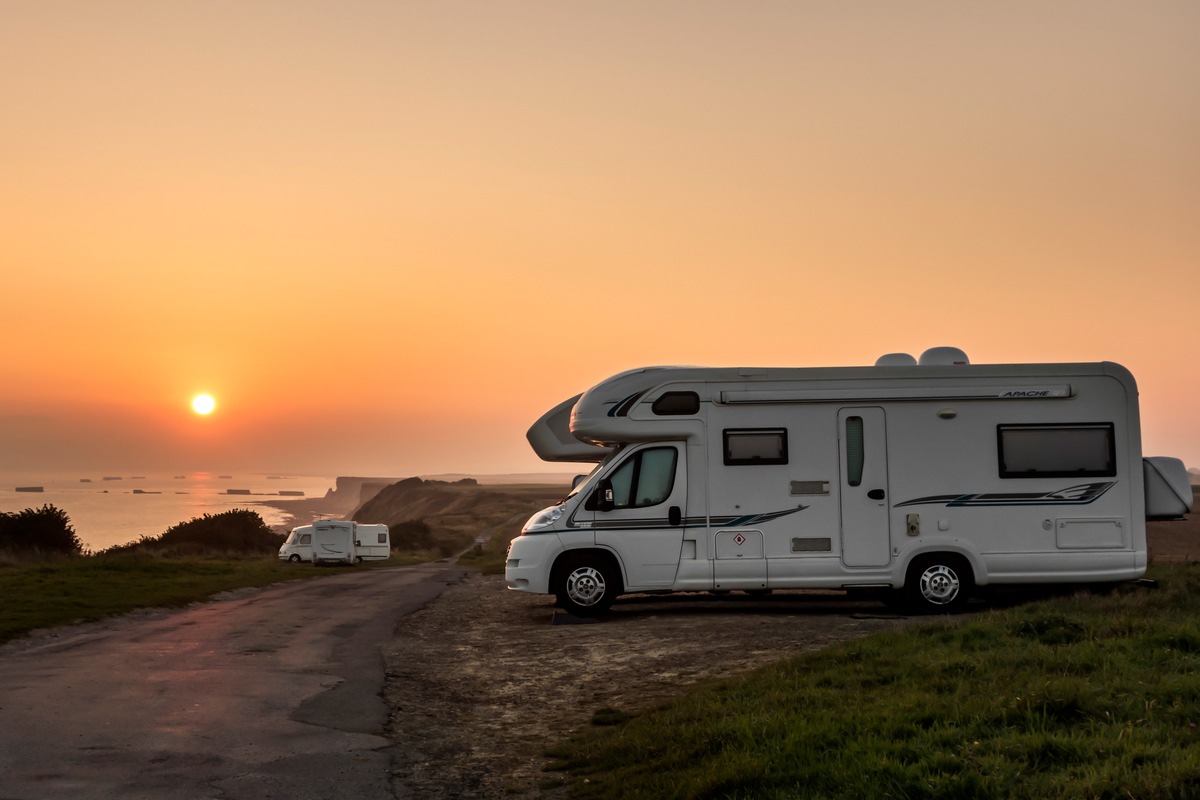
[523,505,566,533]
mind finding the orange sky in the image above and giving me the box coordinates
[1,1,1197,477]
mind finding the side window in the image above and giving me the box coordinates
[997,423,1116,478]
[299,534,311,545]
[378,533,387,544]
[652,391,700,415]
[723,428,788,466]
[844,416,865,486]
[604,447,679,509]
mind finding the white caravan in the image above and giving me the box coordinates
[354,523,392,561]
[505,349,1193,615]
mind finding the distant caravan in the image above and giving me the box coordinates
[279,521,391,565]
[505,349,1193,615]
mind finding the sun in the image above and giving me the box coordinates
[192,394,216,415]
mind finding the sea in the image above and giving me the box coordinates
[0,471,337,553]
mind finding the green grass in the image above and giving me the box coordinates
[0,554,322,644]
[548,565,1200,800]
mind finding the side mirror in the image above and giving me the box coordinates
[571,474,587,490]
[587,479,616,512]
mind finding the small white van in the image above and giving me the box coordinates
[278,526,313,562]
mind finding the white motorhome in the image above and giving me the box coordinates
[505,349,1192,615]
[311,520,358,565]
[278,526,313,562]
[289,521,391,564]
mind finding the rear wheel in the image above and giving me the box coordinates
[906,554,973,613]
[554,554,622,617]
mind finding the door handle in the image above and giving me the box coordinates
[867,489,886,501]
[669,506,682,526]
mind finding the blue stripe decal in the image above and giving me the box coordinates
[896,482,1116,508]
[568,505,808,530]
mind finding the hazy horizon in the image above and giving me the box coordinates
[2,2,1198,475]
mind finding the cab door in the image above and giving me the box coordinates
[587,444,687,589]
[838,408,892,567]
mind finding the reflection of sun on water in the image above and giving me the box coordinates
[192,394,216,415]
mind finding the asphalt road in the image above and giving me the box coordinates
[0,562,468,800]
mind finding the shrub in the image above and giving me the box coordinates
[102,509,283,555]
[0,505,83,555]
[391,519,435,551]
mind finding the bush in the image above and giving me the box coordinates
[0,505,83,555]
[391,519,435,551]
[102,509,283,556]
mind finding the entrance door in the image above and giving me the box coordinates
[838,407,891,567]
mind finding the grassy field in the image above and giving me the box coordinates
[547,563,1200,799]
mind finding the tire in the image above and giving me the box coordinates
[905,554,973,613]
[288,554,301,563]
[554,554,622,617]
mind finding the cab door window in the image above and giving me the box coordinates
[606,447,678,509]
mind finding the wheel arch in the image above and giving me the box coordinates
[897,544,984,589]
[550,546,626,592]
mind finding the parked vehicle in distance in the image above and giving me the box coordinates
[506,348,1193,616]
[278,526,313,562]
[354,523,391,561]
[312,520,358,565]
[281,520,392,565]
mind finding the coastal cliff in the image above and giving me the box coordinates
[353,477,566,556]
[323,476,407,511]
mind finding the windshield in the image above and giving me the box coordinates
[563,446,624,502]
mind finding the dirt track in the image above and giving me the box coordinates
[385,576,926,798]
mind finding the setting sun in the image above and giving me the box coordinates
[192,394,216,415]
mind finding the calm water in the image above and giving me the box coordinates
[0,471,336,552]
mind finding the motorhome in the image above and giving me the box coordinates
[311,520,358,565]
[505,348,1192,615]
[284,521,391,564]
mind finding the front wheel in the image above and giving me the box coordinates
[905,555,973,613]
[288,554,301,563]
[554,554,621,617]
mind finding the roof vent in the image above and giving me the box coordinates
[919,346,970,366]
[874,353,918,366]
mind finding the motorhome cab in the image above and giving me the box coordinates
[505,348,1192,615]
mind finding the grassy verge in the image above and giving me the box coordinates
[548,564,1200,799]
[0,552,436,645]
[0,555,316,644]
